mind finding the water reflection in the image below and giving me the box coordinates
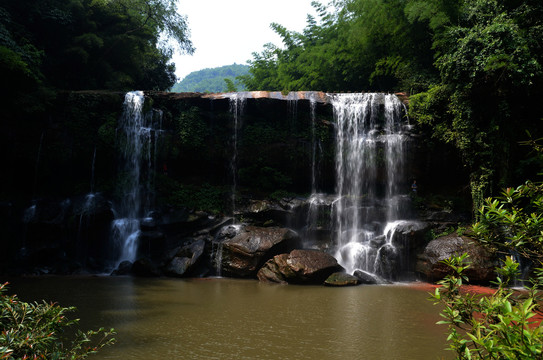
[6,277,451,360]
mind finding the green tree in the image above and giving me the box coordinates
[0,0,193,93]
[242,0,436,92]
[224,78,238,92]
[409,0,543,212]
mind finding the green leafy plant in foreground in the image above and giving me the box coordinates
[0,282,115,359]
[431,254,543,359]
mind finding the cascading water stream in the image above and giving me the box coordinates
[304,92,329,248]
[111,91,161,265]
[208,93,248,275]
[227,93,247,221]
[330,93,411,279]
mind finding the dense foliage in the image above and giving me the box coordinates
[473,181,543,263]
[170,64,249,93]
[242,0,543,210]
[409,0,543,211]
[432,254,543,359]
[241,0,436,92]
[0,283,115,359]
[0,0,193,113]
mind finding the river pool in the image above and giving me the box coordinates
[5,277,452,359]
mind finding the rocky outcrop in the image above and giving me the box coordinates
[256,254,291,284]
[218,225,302,277]
[164,239,206,277]
[386,220,431,280]
[236,198,306,228]
[257,249,345,285]
[416,234,500,283]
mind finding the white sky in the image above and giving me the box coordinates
[172,0,317,81]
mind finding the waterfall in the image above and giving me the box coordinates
[309,93,319,194]
[212,240,224,277]
[111,91,161,265]
[304,93,328,249]
[227,92,247,221]
[330,93,411,278]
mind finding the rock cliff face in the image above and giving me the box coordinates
[1,90,474,282]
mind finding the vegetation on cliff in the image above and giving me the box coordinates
[242,0,543,211]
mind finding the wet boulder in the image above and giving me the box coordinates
[389,221,429,251]
[257,249,344,285]
[237,199,292,227]
[353,269,389,285]
[256,254,290,284]
[111,260,133,275]
[219,225,302,277]
[165,239,206,277]
[415,234,499,283]
[324,272,360,287]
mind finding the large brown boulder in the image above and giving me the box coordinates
[219,226,302,277]
[415,234,500,283]
[257,249,344,285]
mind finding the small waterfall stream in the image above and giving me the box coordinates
[227,92,247,221]
[304,93,328,249]
[330,93,412,278]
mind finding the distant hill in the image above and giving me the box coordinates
[171,64,249,93]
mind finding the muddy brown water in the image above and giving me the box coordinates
[5,277,452,359]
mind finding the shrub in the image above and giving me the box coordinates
[431,254,543,359]
[473,181,543,263]
[0,282,115,359]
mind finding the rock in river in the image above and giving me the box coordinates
[218,225,302,277]
[258,249,345,285]
[416,234,499,283]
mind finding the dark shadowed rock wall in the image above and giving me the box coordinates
[1,91,471,276]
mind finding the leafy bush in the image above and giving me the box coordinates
[0,283,115,359]
[473,181,543,263]
[431,254,543,359]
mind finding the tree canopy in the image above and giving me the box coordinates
[0,0,193,109]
